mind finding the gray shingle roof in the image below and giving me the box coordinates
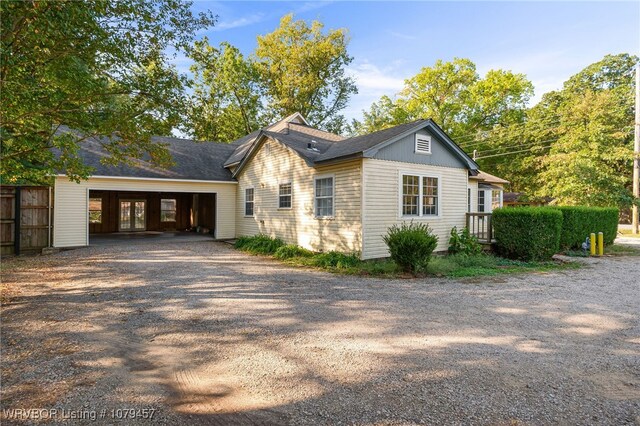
[69,132,236,181]
[224,130,261,167]
[315,120,428,162]
[263,130,336,164]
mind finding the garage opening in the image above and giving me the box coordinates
[88,190,217,243]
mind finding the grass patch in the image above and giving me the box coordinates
[605,243,640,256]
[427,253,579,278]
[234,236,578,278]
[235,234,284,255]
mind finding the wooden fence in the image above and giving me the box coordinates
[1,186,52,255]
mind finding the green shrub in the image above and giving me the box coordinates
[448,226,483,255]
[234,234,284,255]
[383,222,439,273]
[274,244,314,259]
[311,251,361,269]
[554,206,619,249]
[492,207,563,261]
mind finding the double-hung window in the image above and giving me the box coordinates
[279,183,292,209]
[401,174,439,217]
[314,176,334,218]
[245,188,254,216]
[477,190,486,213]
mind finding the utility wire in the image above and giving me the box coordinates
[473,136,563,156]
[459,122,562,151]
[453,115,563,145]
[456,118,563,147]
[475,140,558,160]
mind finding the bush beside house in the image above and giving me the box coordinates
[383,222,438,273]
[492,207,563,261]
[448,226,483,256]
[554,206,619,249]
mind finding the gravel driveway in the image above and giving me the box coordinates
[1,240,639,425]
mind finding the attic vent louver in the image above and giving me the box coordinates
[415,135,432,154]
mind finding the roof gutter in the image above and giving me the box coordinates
[56,174,238,184]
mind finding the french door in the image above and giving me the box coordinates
[119,200,146,231]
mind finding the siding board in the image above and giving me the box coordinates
[362,158,469,259]
[53,177,236,247]
[236,138,362,253]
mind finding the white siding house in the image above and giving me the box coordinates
[51,113,508,259]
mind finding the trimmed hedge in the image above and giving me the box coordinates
[492,207,563,261]
[554,206,619,249]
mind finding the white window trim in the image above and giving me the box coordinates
[477,189,487,213]
[414,134,432,155]
[398,171,442,219]
[244,187,255,217]
[278,181,293,210]
[314,174,335,219]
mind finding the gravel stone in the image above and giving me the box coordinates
[1,240,639,425]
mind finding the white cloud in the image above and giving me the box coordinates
[347,61,405,95]
[477,50,589,105]
[386,30,416,41]
[212,13,266,31]
[294,1,334,14]
[344,61,407,121]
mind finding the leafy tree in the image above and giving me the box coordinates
[186,39,263,142]
[475,54,636,208]
[534,54,637,207]
[187,14,357,139]
[350,58,533,138]
[1,0,215,184]
[253,14,357,131]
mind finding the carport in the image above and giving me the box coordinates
[51,133,238,249]
[87,190,216,240]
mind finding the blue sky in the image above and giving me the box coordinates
[183,1,639,122]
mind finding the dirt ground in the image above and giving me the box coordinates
[1,240,639,425]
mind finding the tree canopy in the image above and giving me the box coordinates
[1,0,215,184]
[349,58,533,139]
[352,54,637,209]
[186,14,357,141]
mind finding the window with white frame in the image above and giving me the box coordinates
[422,176,438,215]
[401,174,439,216]
[477,190,485,212]
[491,190,502,210]
[314,176,334,218]
[245,188,254,216]
[415,134,432,154]
[279,182,292,209]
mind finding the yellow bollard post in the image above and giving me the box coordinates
[598,232,604,256]
[590,233,596,256]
